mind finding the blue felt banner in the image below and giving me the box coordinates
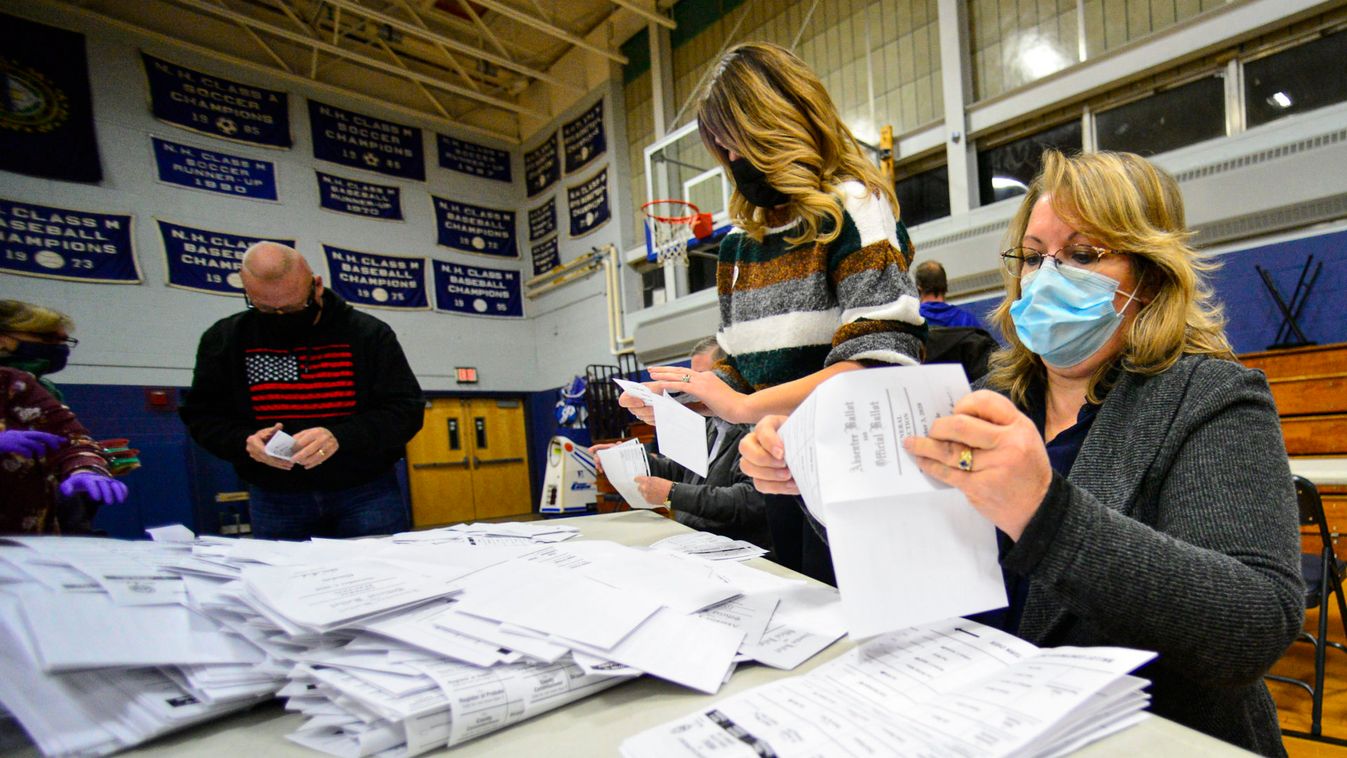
[0,198,138,283]
[437,134,511,182]
[524,131,559,198]
[530,236,560,277]
[562,100,606,174]
[567,167,611,238]
[323,244,427,310]
[433,260,523,319]
[528,197,556,242]
[141,53,291,148]
[308,100,424,181]
[159,220,292,295]
[432,196,517,258]
[316,171,402,220]
[151,136,278,201]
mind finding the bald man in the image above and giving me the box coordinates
[914,260,981,328]
[180,243,424,539]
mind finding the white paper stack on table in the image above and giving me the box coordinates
[778,364,1008,637]
[623,617,1157,758]
[650,532,766,562]
[1,522,852,758]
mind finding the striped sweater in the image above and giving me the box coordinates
[714,181,925,391]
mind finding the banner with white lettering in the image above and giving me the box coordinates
[530,236,560,278]
[567,167,611,238]
[323,244,427,310]
[437,134,511,182]
[524,131,559,198]
[316,171,402,221]
[0,199,138,283]
[151,136,278,202]
[562,99,606,174]
[158,220,292,296]
[528,197,556,242]
[433,261,523,319]
[432,196,517,259]
[141,53,290,148]
[308,100,425,181]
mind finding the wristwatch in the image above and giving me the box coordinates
[662,483,675,508]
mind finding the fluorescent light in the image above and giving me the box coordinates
[1269,91,1293,108]
[991,176,1028,191]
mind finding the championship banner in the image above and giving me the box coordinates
[433,260,523,319]
[0,198,137,283]
[437,134,511,182]
[567,167,611,238]
[158,220,292,295]
[316,171,402,220]
[151,136,278,201]
[530,236,560,277]
[527,197,556,242]
[323,244,427,310]
[141,53,291,148]
[562,99,606,174]
[308,100,425,181]
[524,131,559,198]
[0,14,102,182]
[432,196,516,258]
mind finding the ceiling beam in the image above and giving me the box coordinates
[610,0,674,30]
[324,0,579,92]
[469,0,629,64]
[157,0,545,117]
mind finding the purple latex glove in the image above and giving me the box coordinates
[59,471,129,504]
[0,429,66,458]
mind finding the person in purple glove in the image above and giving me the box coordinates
[0,366,127,534]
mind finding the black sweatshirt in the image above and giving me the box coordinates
[180,291,424,492]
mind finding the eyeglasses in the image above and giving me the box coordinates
[1000,244,1124,278]
[244,280,317,315]
[4,331,78,347]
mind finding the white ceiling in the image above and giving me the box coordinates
[50,0,671,143]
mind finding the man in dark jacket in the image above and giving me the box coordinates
[180,242,424,539]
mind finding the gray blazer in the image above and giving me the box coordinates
[647,420,771,551]
[999,354,1303,756]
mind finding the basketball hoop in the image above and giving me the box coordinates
[643,199,713,265]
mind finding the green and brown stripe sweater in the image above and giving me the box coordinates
[714,181,926,392]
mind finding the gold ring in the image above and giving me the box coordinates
[319,449,326,457]
[957,447,973,472]
[680,374,692,383]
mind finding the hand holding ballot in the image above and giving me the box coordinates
[248,422,293,469]
[902,389,1053,541]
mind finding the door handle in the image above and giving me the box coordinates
[412,460,469,469]
[473,456,523,465]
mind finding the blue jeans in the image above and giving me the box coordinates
[247,471,409,540]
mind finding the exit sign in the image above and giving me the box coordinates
[456,367,478,383]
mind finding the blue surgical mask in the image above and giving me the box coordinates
[1010,261,1141,369]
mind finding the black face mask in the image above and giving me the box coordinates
[262,301,321,338]
[6,341,70,375]
[729,157,790,208]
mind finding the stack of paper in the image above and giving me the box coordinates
[650,532,767,562]
[622,617,1156,757]
[1,522,851,758]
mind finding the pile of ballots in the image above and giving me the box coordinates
[0,521,846,757]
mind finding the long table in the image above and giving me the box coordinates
[4,511,1249,757]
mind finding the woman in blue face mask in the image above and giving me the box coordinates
[891,151,1299,754]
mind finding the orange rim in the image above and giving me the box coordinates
[642,199,700,224]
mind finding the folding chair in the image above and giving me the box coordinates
[1267,475,1347,744]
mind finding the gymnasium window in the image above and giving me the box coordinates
[1095,74,1226,156]
[976,119,1082,206]
[1244,28,1347,129]
[894,163,950,227]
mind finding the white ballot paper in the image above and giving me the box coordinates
[778,364,1006,637]
[596,439,661,509]
[265,429,297,461]
[613,378,709,477]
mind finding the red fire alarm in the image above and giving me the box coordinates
[455,367,478,384]
[145,388,177,412]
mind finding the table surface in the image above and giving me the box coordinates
[1290,456,1347,487]
[4,511,1252,757]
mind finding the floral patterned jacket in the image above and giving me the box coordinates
[0,367,109,534]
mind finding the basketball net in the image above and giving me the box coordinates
[643,199,699,266]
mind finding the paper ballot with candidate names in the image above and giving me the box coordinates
[778,364,1007,638]
[264,429,297,461]
[596,439,662,509]
[613,378,709,477]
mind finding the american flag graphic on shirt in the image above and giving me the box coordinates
[245,343,356,421]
